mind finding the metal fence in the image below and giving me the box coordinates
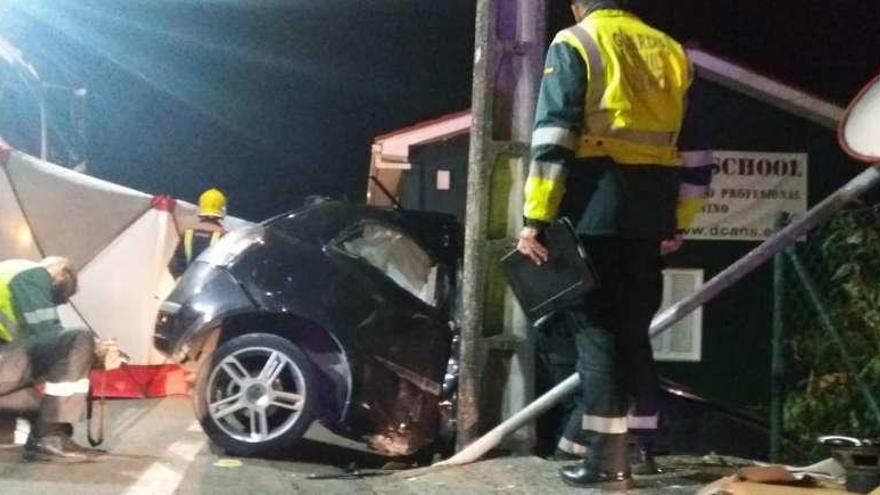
[775,201,880,461]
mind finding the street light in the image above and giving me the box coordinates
[0,34,88,171]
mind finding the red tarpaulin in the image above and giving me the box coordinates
[88,365,188,398]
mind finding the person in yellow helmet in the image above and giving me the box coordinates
[169,188,228,278]
[517,0,715,489]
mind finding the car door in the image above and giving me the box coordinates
[327,220,452,385]
[325,220,453,453]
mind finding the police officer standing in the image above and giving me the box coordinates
[169,188,228,278]
[517,0,714,489]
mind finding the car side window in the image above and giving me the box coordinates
[338,223,440,307]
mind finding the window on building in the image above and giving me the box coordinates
[651,268,704,362]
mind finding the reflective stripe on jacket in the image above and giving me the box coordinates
[0,259,61,342]
[183,228,223,264]
[563,10,691,165]
[169,220,227,278]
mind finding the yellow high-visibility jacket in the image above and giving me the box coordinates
[525,9,713,236]
[0,259,63,343]
[168,220,226,278]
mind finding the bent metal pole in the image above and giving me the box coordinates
[437,165,880,467]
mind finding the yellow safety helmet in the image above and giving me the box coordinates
[198,188,227,218]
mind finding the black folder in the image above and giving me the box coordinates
[501,218,598,324]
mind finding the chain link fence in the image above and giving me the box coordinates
[777,201,880,461]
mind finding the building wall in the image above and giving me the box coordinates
[404,135,470,220]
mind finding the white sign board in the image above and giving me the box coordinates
[683,151,808,241]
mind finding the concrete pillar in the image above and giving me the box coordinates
[457,0,548,453]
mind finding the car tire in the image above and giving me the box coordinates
[194,333,316,457]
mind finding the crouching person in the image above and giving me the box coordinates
[0,256,102,462]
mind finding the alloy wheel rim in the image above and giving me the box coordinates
[206,346,307,443]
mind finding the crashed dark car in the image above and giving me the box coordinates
[154,201,461,457]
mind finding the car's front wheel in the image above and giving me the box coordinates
[194,333,316,456]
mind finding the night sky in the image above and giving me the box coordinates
[1,1,877,221]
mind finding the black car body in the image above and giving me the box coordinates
[154,201,461,457]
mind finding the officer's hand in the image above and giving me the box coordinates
[660,233,684,256]
[517,227,550,266]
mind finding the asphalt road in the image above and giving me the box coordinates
[0,398,390,494]
[0,398,720,494]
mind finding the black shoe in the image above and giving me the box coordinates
[559,464,634,490]
[632,456,662,475]
[629,435,663,475]
[23,435,102,463]
[631,446,663,475]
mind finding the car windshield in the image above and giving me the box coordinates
[339,223,439,306]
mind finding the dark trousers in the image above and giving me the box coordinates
[534,319,582,454]
[557,237,663,470]
[0,329,94,425]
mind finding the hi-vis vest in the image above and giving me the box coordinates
[0,259,38,342]
[558,10,691,166]
[183,228,223,264]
